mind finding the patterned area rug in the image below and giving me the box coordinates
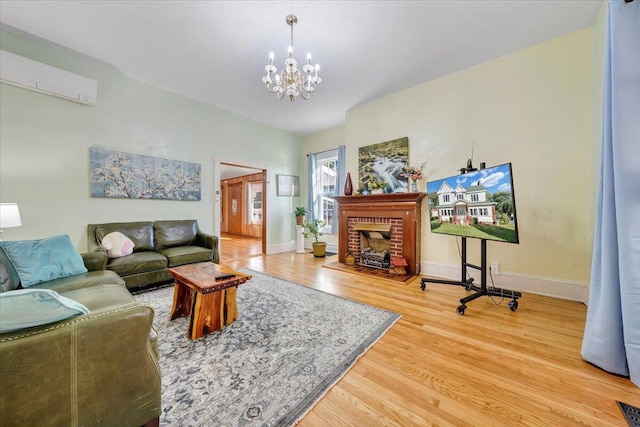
[133,269,400,426]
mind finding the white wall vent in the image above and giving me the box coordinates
[0,50,97,106]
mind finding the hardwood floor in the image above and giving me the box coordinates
[219,233,263,262]
[221,240,639,426]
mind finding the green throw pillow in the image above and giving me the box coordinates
[0,288,89,333]
[0,235,88,287]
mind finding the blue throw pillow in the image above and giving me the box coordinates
[0,288,90,333]
[0,235,88,287]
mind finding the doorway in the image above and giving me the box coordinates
[219,163,266,260]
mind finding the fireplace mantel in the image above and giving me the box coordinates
[334,193,426,276]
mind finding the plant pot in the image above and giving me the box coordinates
[295,216,304,226]
[312,242,327,257]
[371,188,383,195]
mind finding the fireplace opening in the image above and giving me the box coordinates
[354,223,392,270]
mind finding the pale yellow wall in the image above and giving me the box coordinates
[306,28,596,285]
[0,29,303,251]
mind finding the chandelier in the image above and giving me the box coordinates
[262,14,321,102]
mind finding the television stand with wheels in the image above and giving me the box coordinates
[420,237,521,315]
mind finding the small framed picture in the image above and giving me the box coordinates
[276,174,300,197]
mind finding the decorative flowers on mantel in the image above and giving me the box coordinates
[401,165,424,181]
[401,162,426,192]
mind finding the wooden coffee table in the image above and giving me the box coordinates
[168,262,252,340]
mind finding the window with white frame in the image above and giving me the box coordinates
[247,182,262,224]
[312,150,337,231]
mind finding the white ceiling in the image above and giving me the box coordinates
[0,1,601,136]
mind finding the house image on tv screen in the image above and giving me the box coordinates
[426,163,519,244]
[434,181,497,225]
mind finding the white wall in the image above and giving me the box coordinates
[0,29,303,252]
[305,28,599,302]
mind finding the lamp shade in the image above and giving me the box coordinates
[0,203,22,228]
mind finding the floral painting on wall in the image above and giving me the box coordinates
[358,137,409,194]
[90,147,201,201]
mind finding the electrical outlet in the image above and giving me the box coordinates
[490,262,499,275]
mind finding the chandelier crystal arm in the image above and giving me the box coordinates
[262,14,321,102]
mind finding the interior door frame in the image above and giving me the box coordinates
[213,158,267,255]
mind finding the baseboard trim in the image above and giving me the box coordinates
[267,241,296,255]
[326,243,338,254]
[267,242,338,255]
[420,262,588,303]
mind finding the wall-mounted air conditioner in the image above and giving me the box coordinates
[0,50,97,106]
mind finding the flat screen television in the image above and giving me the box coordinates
[426,162,519,244]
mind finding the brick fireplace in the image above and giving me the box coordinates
[354,222,392,269]
[333,193,426,276]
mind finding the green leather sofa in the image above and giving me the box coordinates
[87,219,219,290]
[0,249,161,427]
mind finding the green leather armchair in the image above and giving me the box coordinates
[0,303,161,426]
[0,244,161,426]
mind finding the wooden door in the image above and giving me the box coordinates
[227,182,243,235]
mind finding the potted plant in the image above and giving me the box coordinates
[368,177,386,194]
[302,218,327,257]
[294,206,308,226]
